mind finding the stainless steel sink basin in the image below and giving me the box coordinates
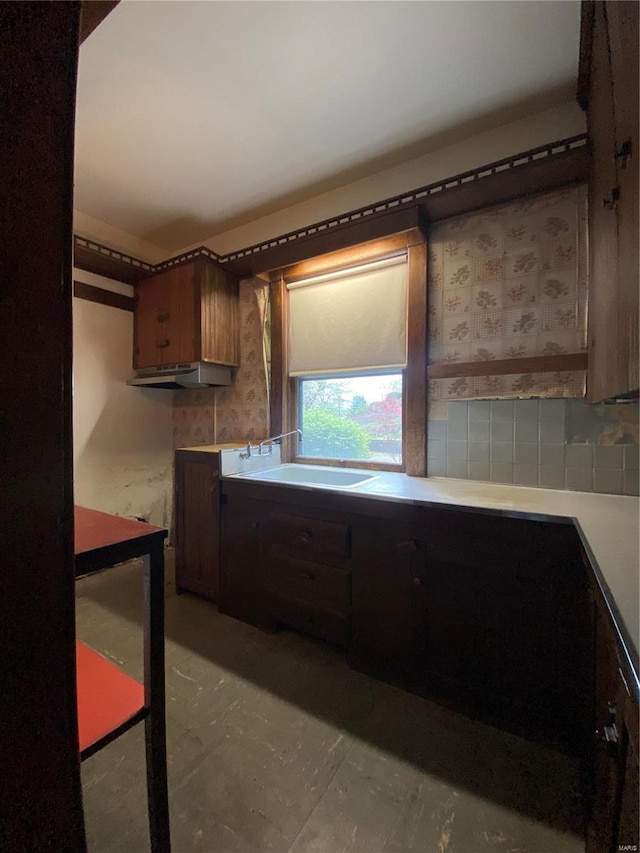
[237,465,376,488]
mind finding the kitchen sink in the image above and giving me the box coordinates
[236,464,376,488]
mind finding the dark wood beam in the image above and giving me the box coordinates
[74,236,154,284]
[428,353,588,380]
[73,280,135,311]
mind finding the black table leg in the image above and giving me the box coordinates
[143,544,171,853]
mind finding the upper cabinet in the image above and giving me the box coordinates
[133,259,240,370]
[581,0,639,402]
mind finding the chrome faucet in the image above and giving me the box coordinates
[258,429,302,456]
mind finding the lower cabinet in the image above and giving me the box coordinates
[174,450,221,600]
[587,595,639,853]
[349,511,592,755]
[218,496,273,631]
[220,492,352,647]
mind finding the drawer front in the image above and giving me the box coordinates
[270,513,351,560]
[271,555,350,613]
[273,598,349,648]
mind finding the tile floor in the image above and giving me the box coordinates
[76,558,585,853]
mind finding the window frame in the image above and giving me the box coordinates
[268,231,427,475]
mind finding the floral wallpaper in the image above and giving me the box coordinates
[215,278,270,443]
[428,185,588,400]
[173,277,270,448]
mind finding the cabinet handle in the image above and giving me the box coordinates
[412,576,425,588]
[595,723,620,758]
[615,139,632,169]
[298,530,313,543]
[158,338,170,348]
[595,701,620,758]
[602,187,620,210]
[157,313,164,323]
[303,570,315,581]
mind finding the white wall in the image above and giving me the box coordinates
[72,270,174,527]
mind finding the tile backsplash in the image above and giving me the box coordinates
[427,398,639,495]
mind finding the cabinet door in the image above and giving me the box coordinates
[219,497,274,630]
[608,0,639,394]
[351,515,590,752]
[585,596,640,853]
[133,275,164,369]
[174,451,220,600]
[163,265,197,365]
[199,263,240,367]
[350,520,427,686]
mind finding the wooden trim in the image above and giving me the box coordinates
[269,273,286,450]
[153,245,222,274]
[74,235,154,284]
[422,145,589,224]
[73,280,134,311]
[282,233,420,283]
[294,456,403,472]
[428,353,588,380]
[577,1,596,110]
[405,242,428,477]
[80,0,119,44]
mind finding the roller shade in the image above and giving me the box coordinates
[287,255,408,376]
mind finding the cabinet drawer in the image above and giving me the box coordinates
[271,556,350,613]
[270,513,351,559]
[273,598,349,648]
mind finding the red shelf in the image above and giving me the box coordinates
[76,640,145,754]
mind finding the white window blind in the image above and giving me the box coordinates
[287,255,408,376]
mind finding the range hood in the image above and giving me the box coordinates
[127,362,233,389]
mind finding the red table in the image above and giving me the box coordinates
[74,506,170,853]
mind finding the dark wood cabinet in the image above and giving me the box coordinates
[350,511,591,754]
[587,593,639,853]
[174,450,221,600]
[219,496,274,631]
[266,508,352,647]
[133,259,239,370]
[582,0,639,401]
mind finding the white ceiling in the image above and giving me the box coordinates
[74,0,581,252]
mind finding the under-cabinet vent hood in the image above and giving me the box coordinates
[127,362,233,389]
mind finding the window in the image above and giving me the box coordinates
[298,372,403,465]
[287,255,408,469]
[269,232,427,476]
